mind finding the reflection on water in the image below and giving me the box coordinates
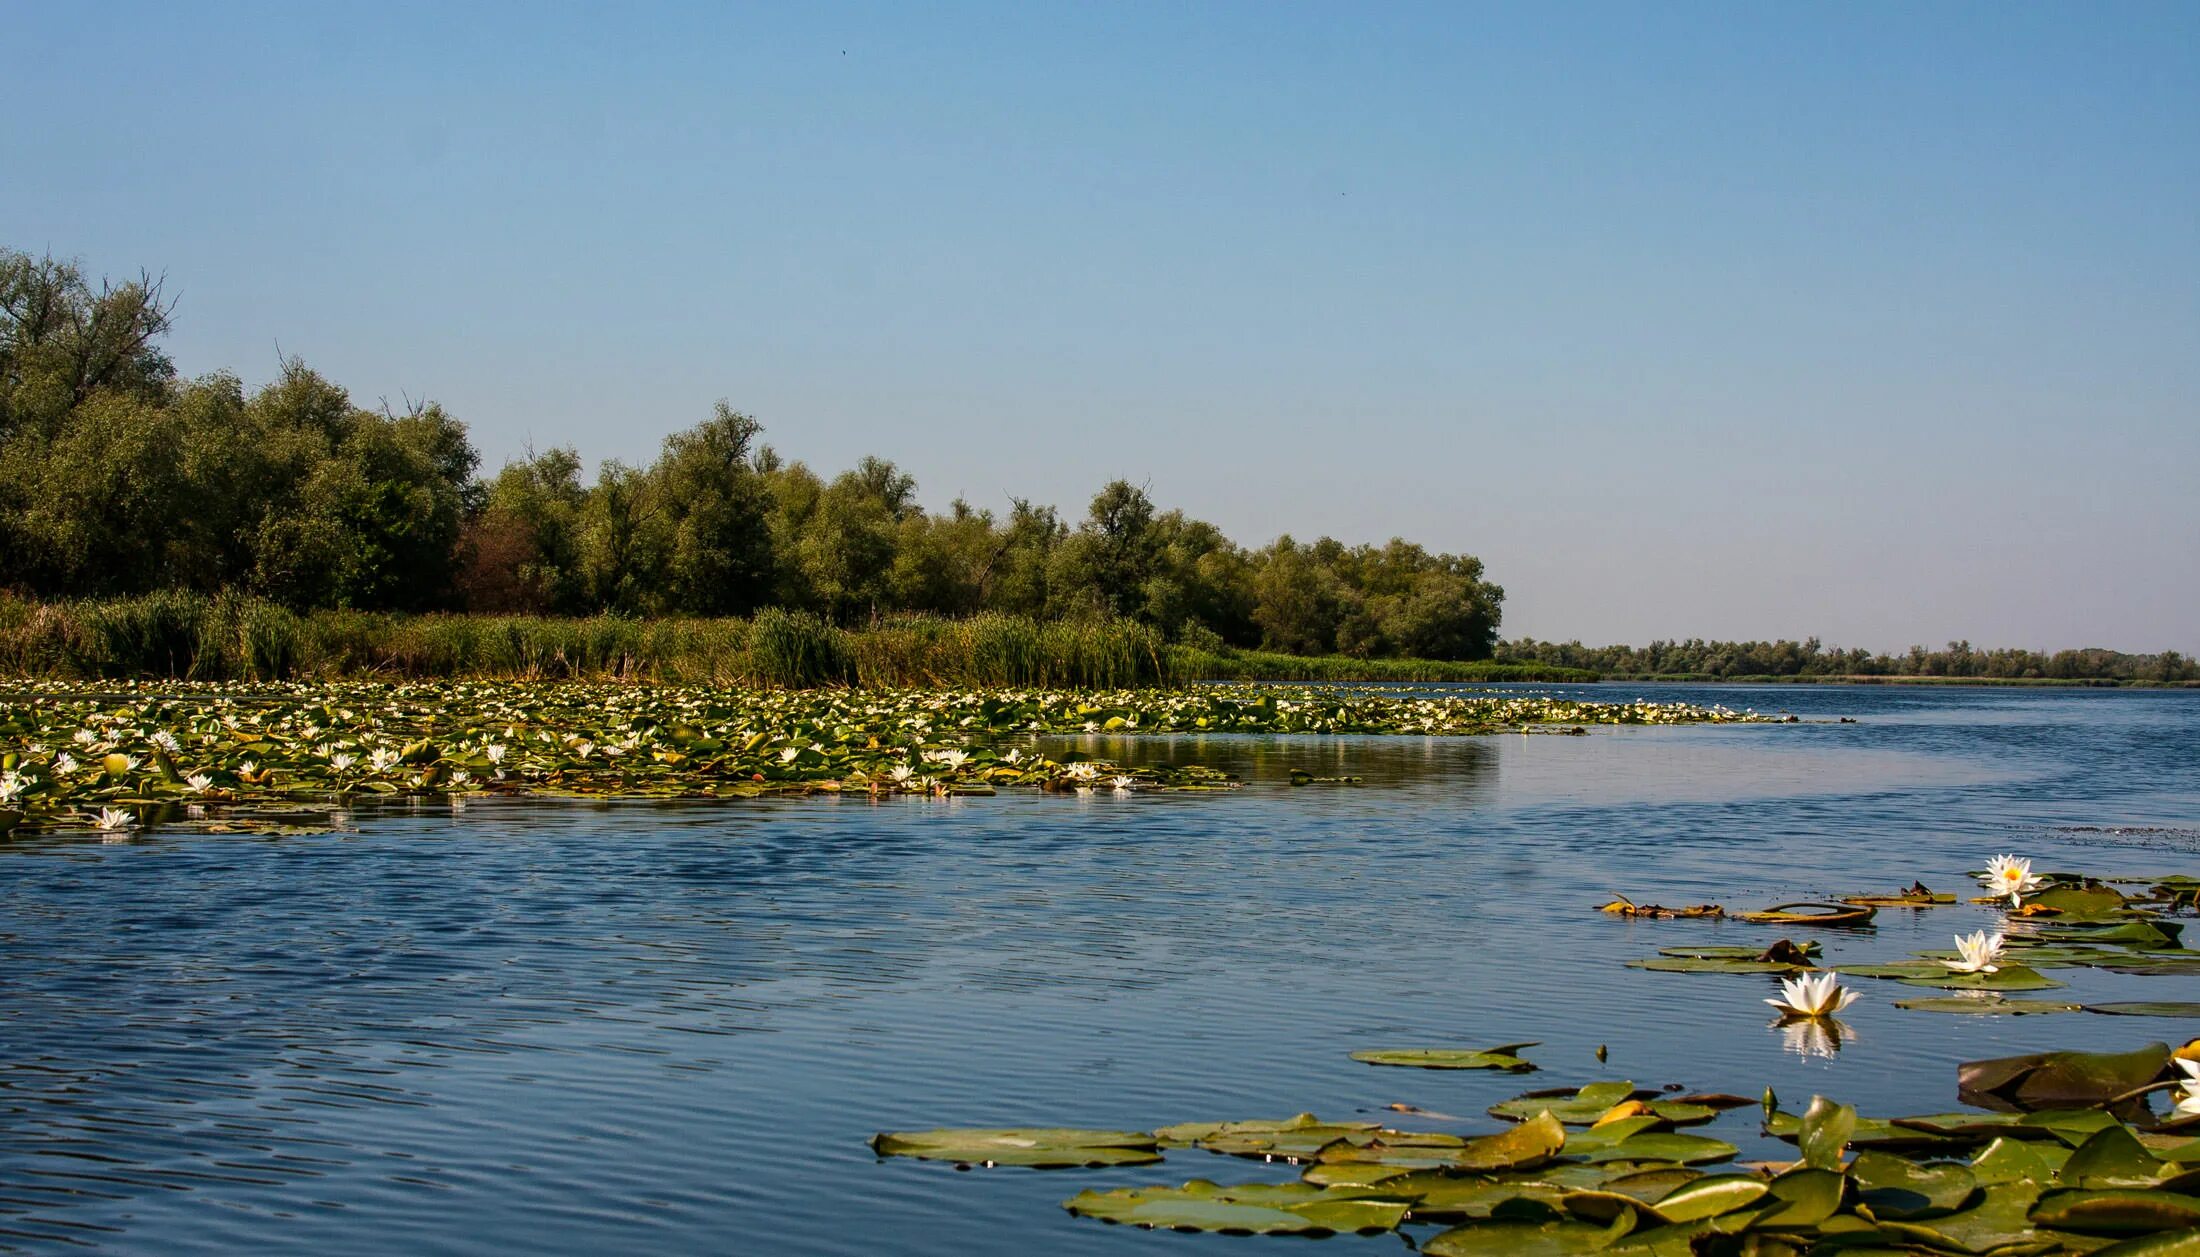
[1,686,2196,1254]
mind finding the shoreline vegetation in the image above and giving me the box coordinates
[2,595,2194,687]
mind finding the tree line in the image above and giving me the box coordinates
[0,248,1505,660]
[1496,638,2197,683]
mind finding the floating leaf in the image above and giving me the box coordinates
[1753,1167,1844,1228]
[1850,1149,1979,1219]
[1895,996,2083,1015]
[1646,1173,1768,1223]
[2063,1125,2169,1187]
[1960,1043,2173,1110]
[1450,1111,1568,1172]
[1630,956,1812,975]
[1893,964,2068,992]
[1423,1211,1637,1256]
[2087,1003,2200,1019]
[1735,901,1877,927]
[2029,1188,2200,1236]
[1800,1096,1858,1170]
[1062,1179,1412,1235]
[1351,1043,1540,1072]
[1155,1112,1378,1158]
[869,1127,1161,1168]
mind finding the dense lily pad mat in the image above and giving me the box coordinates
[878,1038,2200,1253]
[0,680,1762,831]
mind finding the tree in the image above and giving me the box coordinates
[651,402,775,615]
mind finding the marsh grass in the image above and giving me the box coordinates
[0,595,1203,687]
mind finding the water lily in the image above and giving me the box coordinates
[889,765,914,784]
[71,728,98,746]
[0,772,25,804]
[53,752,79,775]
[185,773,215,794]
[2176,1059,2200,1120]
[150,730,181,753]
[484,743,506,763]
[328,753,357,772]
[1004,749,1023,764]
[1942,930,2005,975]
[449,769,471,787]
[1110,775,1136,790]
[238,760,258,776]
[931,749,970,770]
[1766,972,1860,1019]
[1981,854,2044,905]
[369,748,401,772]
[1064,762,1099,781]
[109,753,142,774]
[779,746,802,764]
[94,807,136,832]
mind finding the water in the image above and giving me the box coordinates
[2,685,2196,1253]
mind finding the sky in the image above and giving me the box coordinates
[7,2,2196,651]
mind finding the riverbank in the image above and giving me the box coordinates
[1605,673,2200,688]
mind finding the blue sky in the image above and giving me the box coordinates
[8,2,2195,650]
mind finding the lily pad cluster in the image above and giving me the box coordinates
[1614,869,2198,1022]
[0,680,1762,834]
[876,1043,2200,1253]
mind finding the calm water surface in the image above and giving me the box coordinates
[3,685,2197,1253]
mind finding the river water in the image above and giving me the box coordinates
[2,685,2196,1253]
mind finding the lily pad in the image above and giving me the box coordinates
[1450,1111,1568,1172]
[1351,1043,1540,1072]
[2030,1189,2200,1236]
[1893,964,2068,992]
[1961,1043,2173,1110]
[1895,996,2084,1015]
[2086,1003,2200,1019]
[1491,1082,1650,1125]
[1424,1211,1638,1256]
[1630,956,1812,975]
[1735,901,1877,927]
[1155,1113,1378,1159]
[1851,1149,1979,1219]
[1062,1179,1413,1235]
[1752,1167,1845,1229]
[870,1127,1161,1167]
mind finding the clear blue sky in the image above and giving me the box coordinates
[8,2,2195,651]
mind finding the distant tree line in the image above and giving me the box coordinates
[1496,638,2197,683]
[0,248,1505,660]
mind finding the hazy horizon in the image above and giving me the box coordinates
[9,3,2194,652]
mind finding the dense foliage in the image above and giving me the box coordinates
[1,248,1504,661]
[1498,638,2199,684]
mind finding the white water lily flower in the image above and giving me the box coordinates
[54,752,79,776]
[2177,1059,2200,1120]
[0,773,24,803]
[1110,775,1136,790]
[779,746,802,763]
[1981,854,2044,905]
[449,769,471,787]
[94,807,136,832]
[931,749,970,770]
[1064,762,1099,781]
[150,730,180,753]
[1004,749,1023,764]
[484,743,506,763]
[369,748,400,772]
[328,753,357,772]
[238,760,258,776]
[72,728,98,746]
[1766,972,1860,1018]
[889,765,914,783]
[185,773,214,794]
[1942,931,2005,975]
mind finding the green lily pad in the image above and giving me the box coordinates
[1424,1211,1638,1256]
[1972,1136,2063,1185]
[2088,1228,2200,1256]
[1491,1082,1649,1125]
[1800,1096,1858,1170]
[2030,1189,2200,1236]
[1571,1130,1739,1166]
[1895,996,2084,1015]
[1753,1166,1845,1229]
[1155,1113,1377,1158]
[1351,1043,1540,1072]
[2086,1003,2200,1018]
[2063,1125,2169,1188]
[1877,1182,2052,1254]
[1851,1149,1980,1219]
[1451,1111,1569,1172]
[2026,883,2132,918]
[1062,1179,1413,1235]
[869,1127,1161,1167]
[1893,964,2068,992]
[1630,956,1813,975]
[1961,1043,2173,1110]
[1647,1173,1768,1223]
